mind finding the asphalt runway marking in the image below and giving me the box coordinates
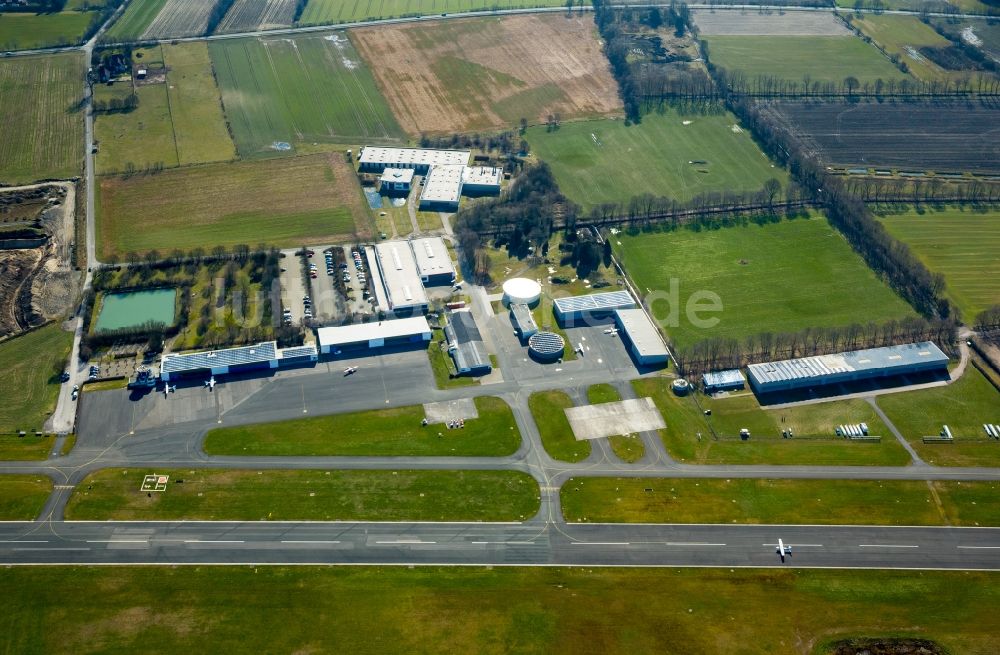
[376,540,437,545]
[957,546,1000,550]
[572,542,629,546]
[184,540,245,544]
[0,540,48,543]
[762,543,823,547]
[280,540,341,544]
[666,542,726,547]
[86,540,149,544]
[859,544,919,548]
[13,547,91,551]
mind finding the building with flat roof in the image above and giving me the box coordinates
[747,341,949,394]
[409,236,455,286]
[613,308,669,366]
[419,165,464,211]
[317,317,432,354]
[461,166,502,195]
[702,369,745,393]
[444,310,491,375]
[160,341,317,381]
[371,240,428,313]
[358,146,471,174]
[509,303,538,340]
[379,167,414,195]
[554,290,637,326]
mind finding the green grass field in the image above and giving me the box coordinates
[0,10,92,50]
[634,377,912,466]
[0,324,73,434]
[3,567,999,653]
[878,367,1000,466]
[526,112,786,208]
[562,477,1000,526]
[0,475,52,519]
[586,383,621,405]
[878,207,1000,320]
[614,214,916,348]
[0,435,53,461]
[65,468,540,521]
[703,35,908,84]
[209,33,404,157]
[301,0,563,24]
[608,435,645,462]
[203,396,520,456]
[103,0,167,41]
[528,390,590,462]
[853,14,953,81]
[0,52,85,184]
[97,154,359,257]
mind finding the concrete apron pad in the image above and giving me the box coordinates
[423,398,479,423]
[565,397,666,441]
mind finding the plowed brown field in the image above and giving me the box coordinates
[352,14,622,134]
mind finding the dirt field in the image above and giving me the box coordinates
[352,14,622,134]
[692,9,850,36]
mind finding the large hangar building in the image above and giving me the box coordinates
[160,341,317,382]
[613,308,669,366]
[554,290,636,326]
[317,317,432,355]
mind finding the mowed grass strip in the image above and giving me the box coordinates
[209,33,403,157]
[0,52,85,184]
[528,390,590,463]
[3,567,1000,654]
[587,383,621,405]
[65,468,540,521]
[633,377,912,466]
[878,367,1000,467]
[204,396,521,457]
[98,154,359,257]
[703,35,908,84]
[0,475,53,520]
[0,324,73,435]
[561,477,1000,526]
[879,207,1000,320]
[615,214,916,348]
[526,112,786,208]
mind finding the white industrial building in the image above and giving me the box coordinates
[613,308,669,366]
[419,165,465,211]
[379,167,414,194]
[370,241,429,313]
[317,317,432,354]
[554,290,637,326]
[410,236,455,286]
[160,341,317,381]
[461,166,503,195]
[358,146,471,174]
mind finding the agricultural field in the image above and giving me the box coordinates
[97,154,365,257]
[526,112,786,208]
[103,0,167,42]
[931,17,1000,62]
[762,100,1000,174]
[3,567,1000,654]
[0,9,92,50]
[140,0,216,39]
[301,0,563,24]
[0,52,86,184]
[692,9,850,36]
[878,207,1000,319]
[613,214,916,348]
[702,34,908,84]
[217,0,296,32]
[352,14,621,134]
[0,323,73,434]
[853,14,957,81]
[95,43,236,174]
[0,475,53,520]
[209,33,404,157]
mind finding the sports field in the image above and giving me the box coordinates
[703,35,907,84]
[352,14,621,134]
[614,213,915,348]
[0,52,85,184]
[103,0,168,42]
[209,33,404,157]
[526,112,785,208]
[0,475,53,520]
[878,207,1000,320]
[97,154,363,257]
[853,14,953,81]
[65,468,540,521]
[96,43,235,174]
[301,0,563,24]
[0,10,91,50]
[0,324,73,434]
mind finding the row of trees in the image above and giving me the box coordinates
[839,175,1000,206]
[418,130,527,157]
[674,316,958,377]
[206,0,238,35]
[92,92,138,114]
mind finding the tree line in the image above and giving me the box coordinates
[840,176,1000,206]
[206,0,238,35]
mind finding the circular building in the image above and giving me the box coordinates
[502,277,542,306]
[672,378,691,396]
[528,331,565,362]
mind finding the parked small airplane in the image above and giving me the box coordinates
[205,376,216,391]
[603,327,619,336]
[776,539,792,563]
[343,366,358,376]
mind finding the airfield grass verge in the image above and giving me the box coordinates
[878,367,1000,467]
[608,435,645,463]
[614,214,916,348]
[586,383,621,405]
[526,111,785,208]
[529,390,590,463]
[204,396,519,457]
[65,468,539,521]
[633,377,911,466]
[0,52,85,184]
[878,206,1000,320]
[98,154,362,257]
[0,475,53,520]
[0,435,52,461]
[2,567,999,653]
[0,324,73,435]
[562,477,1000,526]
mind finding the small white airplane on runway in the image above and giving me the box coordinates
[205,376,216,391]
[163,385,176,398]
[603,327,619,336]
[776,539,792,563]
[343,366,358,376]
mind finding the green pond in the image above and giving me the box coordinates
[95,289,177,331]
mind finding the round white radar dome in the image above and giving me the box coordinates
[502,277,542,306]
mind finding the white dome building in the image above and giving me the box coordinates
[502,277,542,306]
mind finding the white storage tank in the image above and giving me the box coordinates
[502,277,541,306]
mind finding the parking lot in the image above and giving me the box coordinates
[278,249,308,325]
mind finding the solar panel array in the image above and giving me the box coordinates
[553,290,635,315]
[161,341,278,374]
